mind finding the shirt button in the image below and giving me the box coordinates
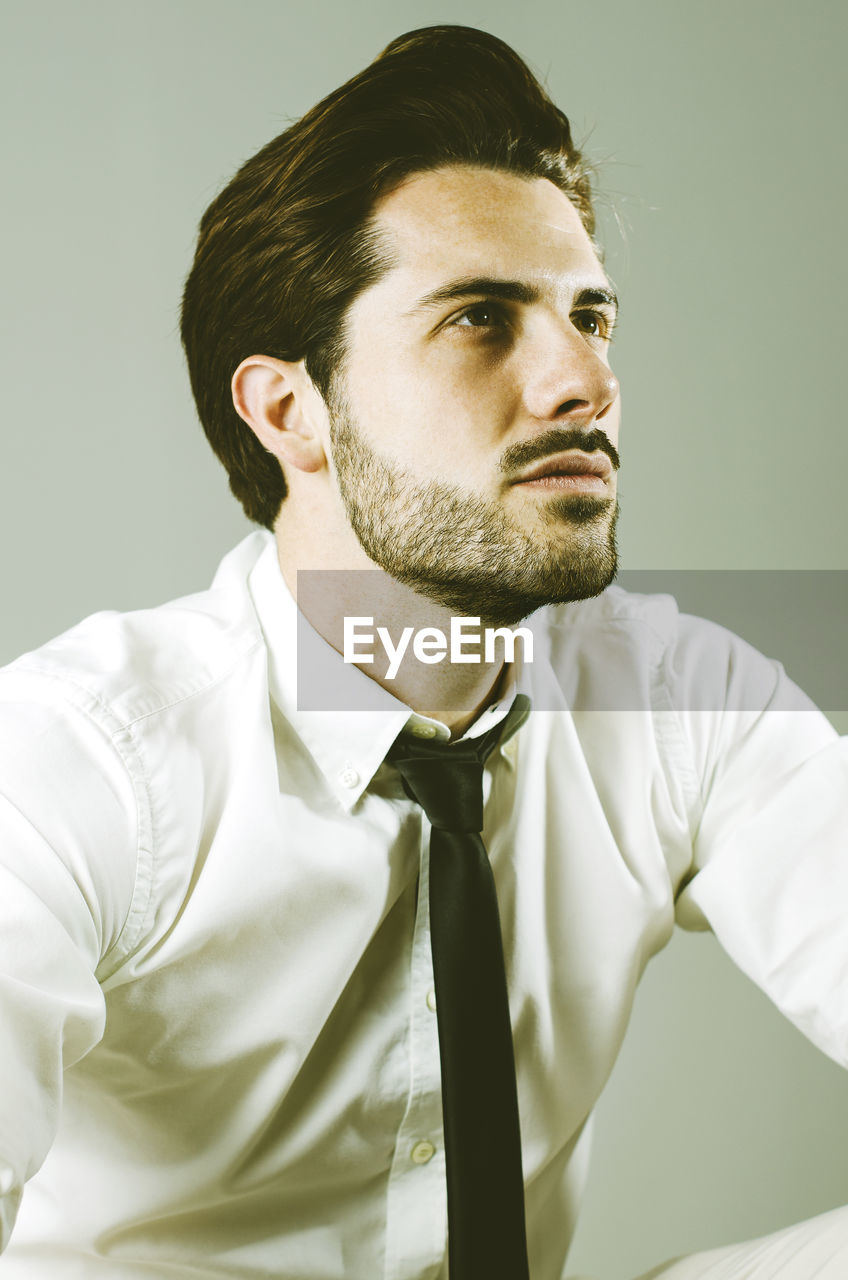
[338,767,360,789]
[426,988,437,1012]
[411,1140,436,1165]
[410,723,437,739]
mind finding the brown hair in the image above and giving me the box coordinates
[180,25,596,529]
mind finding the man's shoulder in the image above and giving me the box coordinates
[542,581,683,650]
[537,580,816,717]
[0,532,272,731]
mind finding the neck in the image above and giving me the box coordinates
[274,522,507,737]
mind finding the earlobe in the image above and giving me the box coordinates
[231,356,328,475]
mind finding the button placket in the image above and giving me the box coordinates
[382,829,447,1280]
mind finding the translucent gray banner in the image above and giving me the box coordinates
[295,570,847,714]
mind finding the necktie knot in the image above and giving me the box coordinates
[396,755,485,832]
[388,720,506,833]
[388,695,531,833]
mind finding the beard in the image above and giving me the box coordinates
[329,404,619,627]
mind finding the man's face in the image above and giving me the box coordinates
[325,165,621,625]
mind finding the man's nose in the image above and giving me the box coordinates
[520,318,619,426]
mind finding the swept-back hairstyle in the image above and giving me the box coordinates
[180,25,595,528]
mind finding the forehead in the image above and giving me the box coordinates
[367,165,605,300]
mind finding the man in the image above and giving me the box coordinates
[0,23,846,1279]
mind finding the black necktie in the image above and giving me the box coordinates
[388,694,531,1280]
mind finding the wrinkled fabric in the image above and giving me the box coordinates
[0,530,845,1279]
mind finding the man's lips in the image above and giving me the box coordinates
[510,450,614,486]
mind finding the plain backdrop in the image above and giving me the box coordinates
[2,2,846,1276]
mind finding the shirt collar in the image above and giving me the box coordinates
[246,537,528,810]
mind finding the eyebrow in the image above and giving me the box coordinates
[407,276,619,316]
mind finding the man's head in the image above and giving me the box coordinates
[181,26,620,623]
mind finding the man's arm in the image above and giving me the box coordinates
[667,615,848,1069]
[625,615,848,1277]
[0,670,137,1248]
[634,1204,848,1278]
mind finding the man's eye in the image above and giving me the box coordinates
[454,303,505,328]
[572,310,612,339]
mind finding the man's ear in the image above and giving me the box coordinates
[231,355,328,475]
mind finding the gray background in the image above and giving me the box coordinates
[2,1,846,1275]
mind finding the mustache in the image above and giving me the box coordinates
[499,427,620,476]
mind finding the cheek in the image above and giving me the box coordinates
[342,329,521,474]
[417,352,522,441]
[350,370,506,462]
[412,376,517,478]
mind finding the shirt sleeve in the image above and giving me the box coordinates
[667,613,848,1068]
[633,1203,848,1278]
[0,670,139,1250]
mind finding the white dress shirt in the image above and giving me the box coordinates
[0,530,846,1279]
